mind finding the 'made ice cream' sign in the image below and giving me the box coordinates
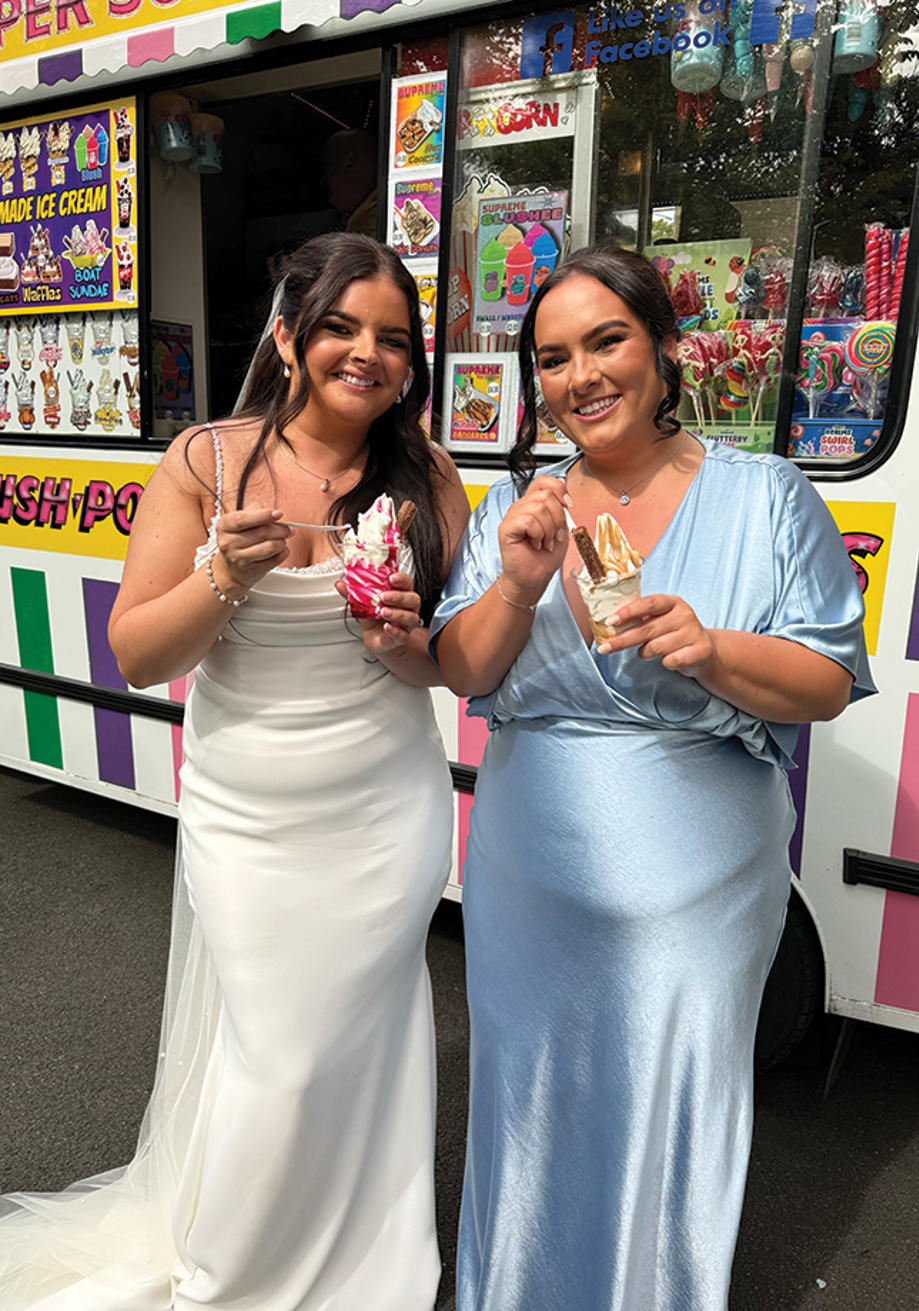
[0,98,137,317]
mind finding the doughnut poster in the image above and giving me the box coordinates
[0,97,138,318]
[391,76,446,172]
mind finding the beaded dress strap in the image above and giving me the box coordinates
[193,424,223,570]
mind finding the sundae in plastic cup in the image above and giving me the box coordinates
[342,495,416,619]
[571,513,642,642]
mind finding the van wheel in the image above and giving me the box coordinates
[754,889,825,1073]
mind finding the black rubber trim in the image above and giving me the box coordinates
[843,848,919,897]
[0,660,480,794]
[0,663,182,723]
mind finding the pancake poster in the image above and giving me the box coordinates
[473,191,567,338]
[0,97,138,318]
[443,353,517,453]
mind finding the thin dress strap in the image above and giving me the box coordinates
[193,424,223,570]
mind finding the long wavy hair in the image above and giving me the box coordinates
[191,233,447,621]
[510,244,682,491]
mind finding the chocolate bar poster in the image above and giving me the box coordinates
[0,97,138,319]
[410,263,438,358]
[442,353,516,454]
[390,178,442,260]
[151,321,195,424]
[472,191,567,339]
[391,76,447,173]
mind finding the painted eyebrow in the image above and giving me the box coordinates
[536,318,632,355]
[324,310,410,337]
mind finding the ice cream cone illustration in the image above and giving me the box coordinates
[13,373,35,430]
[0,133,16,195]
[120,312,139,364]
[0,321,9,373]
[0,380,10,430]
[91,312,115,358]
[65,315,85,364]
[123,371,140,430]
[18,126,41,193]
[68,369,93,431]
[39,318,62,365]
[45,120,72,186]
[94,368,121,431]
[40,366,61,429]
[15,319,34,370]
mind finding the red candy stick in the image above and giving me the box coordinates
[865,223,882,320]
[890,228,910,321]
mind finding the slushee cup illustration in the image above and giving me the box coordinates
[480,237,506,302]
[505,242,535,306]
[530,229,558,290]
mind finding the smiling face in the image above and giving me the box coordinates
[275,275,412,438]
[534,274,675,463]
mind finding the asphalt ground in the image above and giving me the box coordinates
[1,762,918,1309]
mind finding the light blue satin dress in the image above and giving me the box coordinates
[431,441,874,1311]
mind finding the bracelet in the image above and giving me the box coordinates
[496,576,538,614]
[206,555,248,608]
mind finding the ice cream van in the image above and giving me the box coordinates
[0,0,917,1071]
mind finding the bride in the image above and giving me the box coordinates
[0,233,469,1311]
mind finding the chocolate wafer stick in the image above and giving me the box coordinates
[571,525,606,584]
[397,500,417,534]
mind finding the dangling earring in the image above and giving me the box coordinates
[533,366,545,406]
[397,367,414,404]
[283,363,291,379]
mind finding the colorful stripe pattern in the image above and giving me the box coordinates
[82,578,135,791]
[875,692,919,1011]
[10,567,63,770]
[3,0,346,94]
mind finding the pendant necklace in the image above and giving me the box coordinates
[277,436,366,493]
[583,431,688,506]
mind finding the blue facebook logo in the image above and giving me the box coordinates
[520,12,575,79]
[749,0,816,45]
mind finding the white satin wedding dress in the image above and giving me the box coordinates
[0,452,453,1310]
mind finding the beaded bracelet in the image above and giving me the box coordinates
[496,576,538,614]
[206,555,248,608]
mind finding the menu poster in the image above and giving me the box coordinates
[151,320,195,423]
[443,353,516,453]
[410,262,438,357]
[391,76,447,172]
[473,191,567,339]
[0,97,137,318]
[390,177,442,260]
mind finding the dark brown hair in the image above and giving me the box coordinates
[511,243,682,489]
[191,233,447,620]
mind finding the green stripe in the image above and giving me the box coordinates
[11,568,63,769]
[11,568,55,673]
[22,691,64,770]
[226,1,282,43]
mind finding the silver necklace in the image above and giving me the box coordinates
[278,436,365,493]
[583,432,688,505]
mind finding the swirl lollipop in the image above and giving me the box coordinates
[797,340,845,419]
[846,321,896,419]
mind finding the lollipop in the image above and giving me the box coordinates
[797,339,845,419]
[838,267,865,317]
[807,256,843,318]
[672,270,704,327]
[890,227,910,320]
[845,321,896,417]
[879,227,894,319]
[845,321,896,374]
[678,335,707,428]
[719,356,753,415]
[865,223,883,319]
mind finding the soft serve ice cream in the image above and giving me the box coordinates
[572,514,642,642]
[341,495,416,619]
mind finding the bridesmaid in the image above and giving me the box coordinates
[433,245,874,1311]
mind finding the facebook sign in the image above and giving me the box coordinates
[520,12,576,78]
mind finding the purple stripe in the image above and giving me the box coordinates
[38,50,84,86]
[82,578,127,690]
[341,0,401,16]
[906,558,919,660]
[787,723,812,877]
[93,706,136,791]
